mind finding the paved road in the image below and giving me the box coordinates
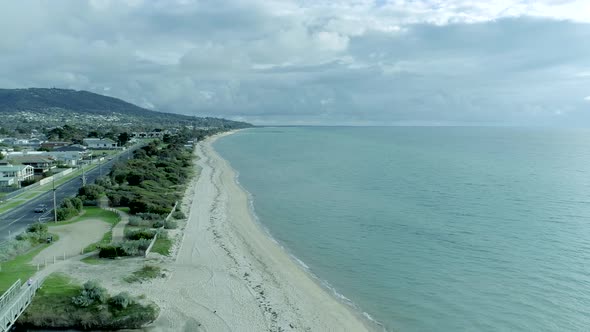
[0,147,138,242]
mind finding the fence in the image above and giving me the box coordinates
[0,280,21,312]
[144,201,178,257]
[0,276,46,332]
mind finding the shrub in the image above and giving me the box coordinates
[83,280,108,303]
[125,229,156,241]
[172,210,185,220]
[128,216,142,227]
[27,223,48,234]
[0,238,34,262]
[110,292,133,309]
[136,213,162,221]
[164,220,177,229]
[72,280,108,307]
[124,265,163,283]
[152,220,164,228]
[78,184,104,201]
[136,238,151,251]
[56,207,77,221]
[128,199,148,214]
[98,245,125,258]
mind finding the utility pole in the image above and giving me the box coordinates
[52,176,57,222]
[81,163,86,186]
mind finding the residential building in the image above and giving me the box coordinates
[40,141,70,150]
[7,156,56,174]
[0,165,34,187]
[83,138,117,149]
[6,150,85,167]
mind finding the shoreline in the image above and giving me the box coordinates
[219,131,386,331]
[210,131,380,331]
[177,132,373,331]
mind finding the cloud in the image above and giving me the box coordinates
[0,0,589,125]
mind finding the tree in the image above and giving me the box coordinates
[118,132,131,146]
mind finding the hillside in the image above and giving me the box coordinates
[0,88,251,130]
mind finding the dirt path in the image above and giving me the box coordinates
[32,219,110,265]
[108,209,129,243]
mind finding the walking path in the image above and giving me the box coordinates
[109,209,129,243]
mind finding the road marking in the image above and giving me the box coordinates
[8,215,25,226]
[39,210,52,223]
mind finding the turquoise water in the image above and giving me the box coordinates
[214,127,590,331]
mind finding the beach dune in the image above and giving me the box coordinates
[146,133,372,331]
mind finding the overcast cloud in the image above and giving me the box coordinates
[1,0,589,125]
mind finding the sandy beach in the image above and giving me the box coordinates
[144,132,373,331]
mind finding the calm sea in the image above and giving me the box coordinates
[214,127,590,332]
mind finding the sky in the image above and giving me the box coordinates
[1,0,590,126]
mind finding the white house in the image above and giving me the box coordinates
[0,165,34,187]
[83,138,117,149]
[7,150,86,167]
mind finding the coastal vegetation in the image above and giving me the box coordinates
[17,273,159,330]
[124,265,164,283]
[104,137,193,215]
[0,222,53,263]
[55,197,83,221]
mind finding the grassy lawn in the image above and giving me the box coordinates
[116,207,130,214]
[36,273,80,297]
[0,244,50,293]
[49,206,120,227]
[151,235,172,256]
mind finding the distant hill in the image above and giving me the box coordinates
[0,88,252,130]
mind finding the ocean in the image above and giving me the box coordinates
[214,126,590,331]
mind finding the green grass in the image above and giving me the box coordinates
[49,206,120,227]
[83,212,121,253]
[36,273,80,297]
[151,236,172,256]
[0,200,23,214]
[115,207,130,214]
[124,265,163,283]
[0,244,50,293]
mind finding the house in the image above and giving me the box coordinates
[83,138,117,149]
[0,165,34,187]
[7,149,87,167]
[7,156,56,175]
[41,141,70,150]
[53,144,88,152]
